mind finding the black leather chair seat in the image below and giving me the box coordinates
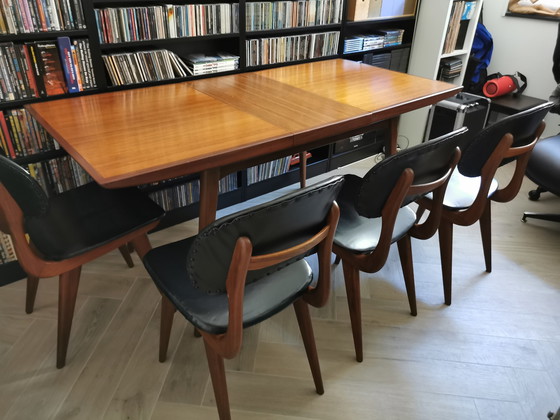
[334,207,416,254]
[25,182,164,261]
[525,135,560,195]
[333,174,417,253]
[144,236,314,335]
[435,171,499,211]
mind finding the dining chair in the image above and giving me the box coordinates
[143,176,343,420]
[415,101,553,306]
[0,155,165,368]
[333,128,466,362]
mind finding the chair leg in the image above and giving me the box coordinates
[118,245,135,268]
[397,235,417,316]
[57,267,82,369]
[342,260,363,362]
[479,200,492,273]
[293,299,324,395]
[130,234,152,260]
[438,220,453,306]
[25,275,40,314]
[159,295,176,363]
[203,339,231,420]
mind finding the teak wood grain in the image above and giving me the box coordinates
[26,59,459,189]
[26,59,460,227]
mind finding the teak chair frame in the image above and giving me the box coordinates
[333,148,460,362]
[416,121,545,306]
[0,183,159,368]
[158,202,339,420]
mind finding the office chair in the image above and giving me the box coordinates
[416,102,553,306]
[332,128,465,362]
[522,134,560,224]
[143,176,343,420]
[0,155,165,368]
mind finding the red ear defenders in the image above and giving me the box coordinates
[482,72,527,98]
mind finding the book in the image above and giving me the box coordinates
[34,41,67,96]
[185,52,239,75]
[289,151,312,166]
[461,1,476,20]
[2,42,28,99]
[16,43,38,98]
[0,110,17,158]
[70,42,83,90]
[25,42,46,97]
[57,36,80,93]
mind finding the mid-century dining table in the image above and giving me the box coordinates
[26,58,461,230]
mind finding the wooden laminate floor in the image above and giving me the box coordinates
[1,157,559,420]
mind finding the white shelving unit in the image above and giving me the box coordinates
[398,0,483,146]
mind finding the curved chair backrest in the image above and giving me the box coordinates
[187,176,345,294]
[459,101,553,177]
[0,155,50,222]
[355,127,468,218]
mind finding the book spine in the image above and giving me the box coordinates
[0,110,16,158]
[0,44,17,100]
[35,41,67,96]
[14,108,31,155]
[76,38,90,89]
[70,42,83,90]
[6,110,24,156]
[1,0,17,33]
[20,108,39,153]
[56,36,79,93]
[34,0,48,31]
[82,39,96,87]
[15,0,32,32]
[14,44,32,98]
[26,42,46,97]
[7,42,28,99]
[24,0,40,32]
[39,0,52,29]
[19,43,39,97]
[71,0,84,29]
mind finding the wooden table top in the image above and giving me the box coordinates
[27,59,460,188]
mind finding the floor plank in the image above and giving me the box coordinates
[1,157,559,419]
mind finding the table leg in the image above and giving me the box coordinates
[194,168,221,338]
[199,168,221,231]
[299,151,307,188]
[385,117,400,156]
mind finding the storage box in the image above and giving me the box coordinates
[347,0,371,21]
[425,92,490,142]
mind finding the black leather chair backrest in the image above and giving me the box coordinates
[459,101,553,177]
[355,127,468,218]
[187,176,345,294]
[0,155,49,218]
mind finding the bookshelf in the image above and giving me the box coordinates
[0,0,418,283]
[398,0,483,146]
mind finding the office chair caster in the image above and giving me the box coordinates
[528,186,546,201]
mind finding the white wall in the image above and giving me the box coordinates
[483,1,560,137]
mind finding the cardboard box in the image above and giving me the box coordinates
[347,0,370,21]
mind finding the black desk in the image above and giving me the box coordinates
[488,94,548,124]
